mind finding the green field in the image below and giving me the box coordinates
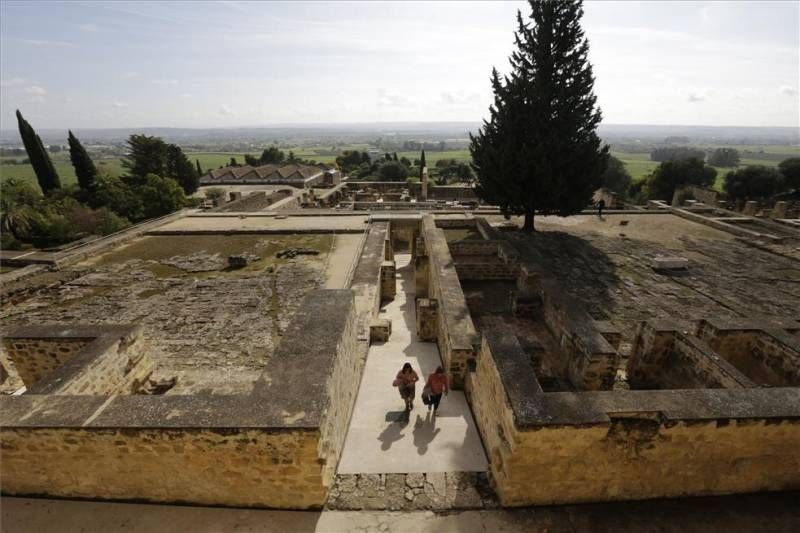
[3,144,796,194]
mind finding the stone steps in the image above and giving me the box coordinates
[326,472,497,511]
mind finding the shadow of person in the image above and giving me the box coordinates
[412,412,441,456]
[378,413,409,451]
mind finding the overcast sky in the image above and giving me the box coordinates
[1,0,798,129]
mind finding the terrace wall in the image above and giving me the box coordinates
[467,339,800,506]
[0,290,363,509]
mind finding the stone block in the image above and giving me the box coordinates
[773,201,788,219]
[369,318,392,343]
[416,298,438,342]
[743,201,759,216]
[380,260,396,301]
[651,255,689,270]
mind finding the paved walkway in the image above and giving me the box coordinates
[337,253,487,474]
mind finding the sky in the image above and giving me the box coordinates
[1,0,798,129]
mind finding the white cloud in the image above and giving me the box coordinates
[780,85,798,96]
[377,88,409,107]
[152,79,179,85]
[78,24,98,32]
[25,86,47,96]
[687,92,705,103]
[219,104,233,115]
[21,39,73,47]
[0,77,26,87]
[112,102,128,108]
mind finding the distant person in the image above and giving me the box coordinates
[425,366,449,416]
[394,362,419,411]
[596,198,606,218]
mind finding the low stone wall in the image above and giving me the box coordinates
[419,215,480,388]
[696,318,800,387]
[212,190,293,212]
[0,290,365,509]
[2,325,154,395]
[467,344,800,506]
[539,279,618,390]
[351,222,390,339]
[628,321,755,390]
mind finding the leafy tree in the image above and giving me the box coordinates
[778,157,800,190]
[469,0,608,231]
[0,178,39,243]
[196,159,203,175]
[707,148,740,167]
[166,144,199,195]
[16,110,61,193]
[336,150,370,173]
[399,156,412,168]
[93,171,143,222]
[600,155,632,196]
[229,157,238,167]
[68,130,98,195]
[643,158,716,201]
[244,154,260,166]
[650,146,705,162]
[435,159,475,184]
[259,146,285,164]
[287,151,298,164]
[137,174,186,219]
[378,161,409,182]
[723,166,783,201]
[122,135,168,184]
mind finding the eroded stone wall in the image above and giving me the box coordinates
[0,425,326,508]
[2,338,91,388]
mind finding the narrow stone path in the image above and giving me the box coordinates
[337,253,487,474]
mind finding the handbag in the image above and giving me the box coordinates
[392,378,402,387]
[421,384,432,405]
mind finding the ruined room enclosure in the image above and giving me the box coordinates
[412,212,800,506]
[1,232,345,395]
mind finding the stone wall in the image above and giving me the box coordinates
[695,318,800,387]
[351,222,390,339]
[628,321,755,390]
[2,337,91,388]
[212,190,292,212]
[467,344,800,506]
[418,215,480,387]
[539,279,618,390]
[0,409,325,508]
[0,290,363,509]
[2,325,154,396]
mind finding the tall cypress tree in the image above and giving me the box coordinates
[68,130,98,194]
[16,110,61,194]
[166,144,199,195]
[469,0,608,231]
[196,159,203,176]
[419,149,426,180]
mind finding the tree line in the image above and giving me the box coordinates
[2,110,200,249]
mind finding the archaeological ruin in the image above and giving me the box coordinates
[1,189,799,511]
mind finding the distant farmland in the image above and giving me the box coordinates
[2,144,796,193]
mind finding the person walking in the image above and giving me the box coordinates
[596,198,606,218]
[424,366,449,416]
[394,362,419,411]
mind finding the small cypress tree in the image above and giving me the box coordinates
[16,110,61,193]
[68,130,98,194]
[196,159,203,176]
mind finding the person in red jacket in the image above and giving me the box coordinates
[425,366,449,415]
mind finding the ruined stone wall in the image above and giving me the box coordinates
[420,215,479,387]
[467,342,800,506]
[498,412,800,506]
[539,280,618,390]
[696,320,800,387]
[628,322,755,390]
[351,223,389,338]
[1,338,90,388]
[453,260,519,281]
[0,424,326,508]
[213,190,292,212]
